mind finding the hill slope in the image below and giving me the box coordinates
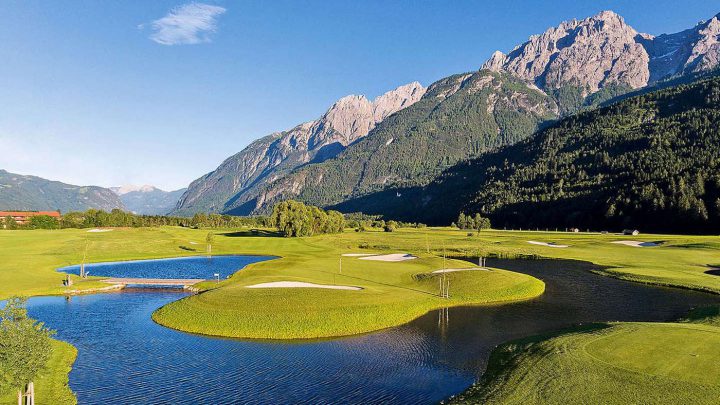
[172,82,425,216]
[352,74,720,233]
[0,170,124,212]
[177,10,720,217]
[247,70,557,214]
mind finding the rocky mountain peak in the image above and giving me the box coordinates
[372,81,425,122]
[482,51,507,72]
[484,9,648,93]
[483,10,720,97]
[313,82,426,147]
[172,81,426,216]
[112,184,158,195]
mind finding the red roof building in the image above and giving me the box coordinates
[0,211,61,225]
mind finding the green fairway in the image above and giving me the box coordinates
[3,226,720,339]
[450,318,720,404]
[3,226,720,402]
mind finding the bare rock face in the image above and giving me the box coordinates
[687,15,720,73]
[483,11,649,93]
[647,13,720,82]
[484,10,720,95]
[172,82,425,215]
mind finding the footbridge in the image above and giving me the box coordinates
[100,278,206,288]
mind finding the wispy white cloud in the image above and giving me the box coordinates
[147,2,226,46]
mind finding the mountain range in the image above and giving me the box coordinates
[334,73,720,233]
[111,185,186,215]
[172,81,426,216]
[172,10,720,218]
[0,170,124,213]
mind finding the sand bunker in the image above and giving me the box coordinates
[87,228,113,233]
[246,281,362,291]
[359,253,418,262]
[612,240,659,247]
[432,267,489,274]
[342,253,375,257]
[528,241,569,248]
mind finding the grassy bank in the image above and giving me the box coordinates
[449,310,720,404]
[0,340,77,404]
[153,255,543,339]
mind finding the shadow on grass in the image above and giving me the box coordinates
[221,229,283,238]
[445,323,612,404]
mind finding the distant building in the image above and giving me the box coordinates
[0,211,61,226]
[569,228,580,233]
[623,229,640,236]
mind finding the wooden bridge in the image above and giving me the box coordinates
[100,278,207,287]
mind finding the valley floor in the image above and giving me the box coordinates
[2,226,720,403]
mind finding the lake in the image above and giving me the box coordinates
[26,256,720,404]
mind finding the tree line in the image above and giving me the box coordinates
[1,209,270,230]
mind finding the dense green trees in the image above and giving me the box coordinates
[1,209,269,230]
[0,298,54,403]
[410,75,720,233]
[456,213,492,231]
[341,74,720,234]
[27,215,60,229]
[270,200,345,237]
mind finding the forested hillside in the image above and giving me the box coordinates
[247,70,558,213]
[340,74,720,234]
[0,170,125,213]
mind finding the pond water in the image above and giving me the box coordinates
[28,257,720,404]
[58,255,274,280]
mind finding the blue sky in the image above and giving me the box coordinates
[1,1,718,190]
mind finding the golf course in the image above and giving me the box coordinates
[2,226,720,403]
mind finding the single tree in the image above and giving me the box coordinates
[3,216,18,230]
[206,232,215,256]
[384,220,398,232]
[0,297,54,404]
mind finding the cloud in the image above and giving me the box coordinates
[148,2,226,46]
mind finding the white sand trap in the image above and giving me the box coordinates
[612,240,659,247]
[246,281,362,291]
[528,241,568,248]
[87,228,113,233]
[432,267,489,274]
[189,242,199,245]
[359,253,418,262]
[342,253,375,257]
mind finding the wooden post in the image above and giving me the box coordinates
[81,240,89,278]
[27,382,34,405]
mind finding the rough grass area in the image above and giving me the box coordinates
[0,339,77,404]
[448,309,720,404]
